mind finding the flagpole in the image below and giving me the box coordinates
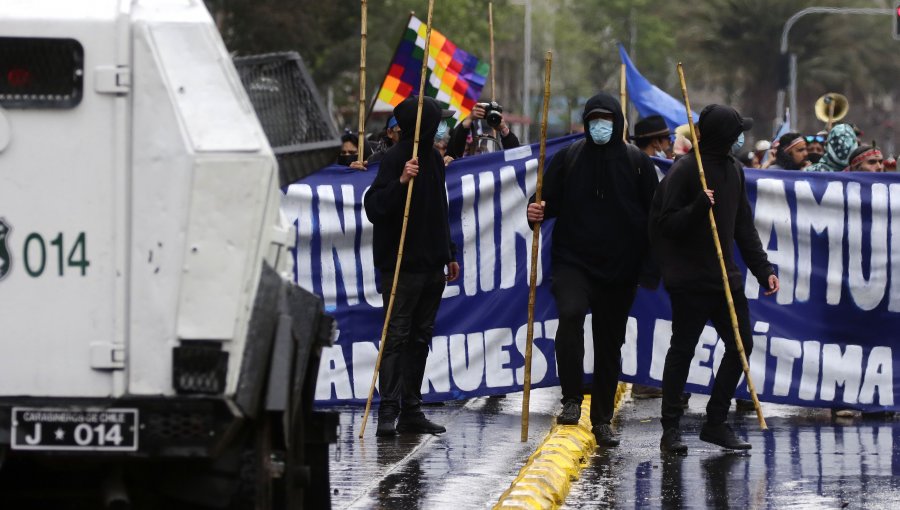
[360,0,436,439]
[489,1,496,102]
[620,62,627,141]
[522,50,552,442]
[676,62,768,431]
[357,0,368,163]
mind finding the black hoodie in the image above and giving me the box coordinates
[531,92,658,284]
[649,104,773,293]
[364,96,456,273]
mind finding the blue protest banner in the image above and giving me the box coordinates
[283,139,900,412]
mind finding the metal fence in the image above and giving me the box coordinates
[233,52,340,187]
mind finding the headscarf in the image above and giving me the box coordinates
[805,124,857,172]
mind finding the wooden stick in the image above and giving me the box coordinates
[357,0,368,164]
[676,63,768,431]
[360,0,436,439]
[489,2,496,102]
[521,50,553,442]
[620,62,627,141]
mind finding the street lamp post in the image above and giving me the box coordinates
[776,7,892,131]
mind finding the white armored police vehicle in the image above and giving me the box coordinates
[0,1,335,508]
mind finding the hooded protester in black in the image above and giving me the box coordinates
[650,104,773,293]
[650,105,778,452]
[525,92,658,444]
[364,96,456,274]
[531,92,658,284]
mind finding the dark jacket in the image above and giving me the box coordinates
[530,92,658,284]
[364,97,456,273]
[649,105,773,293]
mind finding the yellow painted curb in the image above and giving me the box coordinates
[493,383,629,510]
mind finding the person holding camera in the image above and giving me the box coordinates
[447,101,520,158]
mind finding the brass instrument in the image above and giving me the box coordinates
[815,93,849,131]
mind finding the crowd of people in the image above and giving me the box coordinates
[352,90,893,450]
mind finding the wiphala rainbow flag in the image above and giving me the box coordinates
[372,15,489,120]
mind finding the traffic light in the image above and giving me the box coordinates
[895,2,900,40]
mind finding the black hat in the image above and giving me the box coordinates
[631,115,671,140]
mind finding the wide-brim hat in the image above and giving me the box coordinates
[631,115,671,140]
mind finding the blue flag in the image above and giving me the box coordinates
[618,44,697,132]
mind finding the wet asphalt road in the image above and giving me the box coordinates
[564,394,900,509]
[330,389,900,509]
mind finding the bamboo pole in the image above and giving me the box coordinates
[620,62,627,141]
[521,50,553,442]
[359,0,436,439]
[489,2,496,102]
[357,0,368,164]
[676,63,768,430]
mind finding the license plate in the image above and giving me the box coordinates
[11,407,139,452]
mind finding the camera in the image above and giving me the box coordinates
[477,101,504,128]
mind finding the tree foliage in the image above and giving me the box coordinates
[209,0,900,149]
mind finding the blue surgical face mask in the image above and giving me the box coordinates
[589,118,614,145]
[435,121,448,142]
[732,132,745,153]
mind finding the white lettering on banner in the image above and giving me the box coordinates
[283,183,315,291]
[799,340,821,401]
[423,336,451,393]
[317,185,359,306]
[749,178,900,310]
[859,346,893,405]
[649,319,671,381]
[311,316,894,407]
[771,337,802,396]
[477,171,497,292]
[686,326,720,386]
[793,181,845,304]
[890,184,900,312]
[351,341,378,398]
[847,183,888,311]
[450,333,485,392]
[460,174,478,297]
[820,344,863,404]
[752,179,795,305]
[286,174,900,312]
[498,164,543,290]
[484,328,515,387]
[514,322,548,384]
[621,317,639,377]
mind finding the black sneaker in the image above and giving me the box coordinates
[699,422,751,450]
[660,428,688,455]
[376,414,397,437]
[396,413,446,434]
[592,424,620,447]
[557,400,581,425]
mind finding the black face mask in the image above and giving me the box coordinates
[337,154,357,166]
[807,153,823,164]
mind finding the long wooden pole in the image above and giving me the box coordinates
[620,62,627,141]
[357,0,368,164]
[521,50,553,442]
[489,2,496,102]
[676,63,768,431]
[359,0,436,439]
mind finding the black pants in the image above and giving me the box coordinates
[552,265,637,426]
[378,269,446,417]
[660,289,753,430]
